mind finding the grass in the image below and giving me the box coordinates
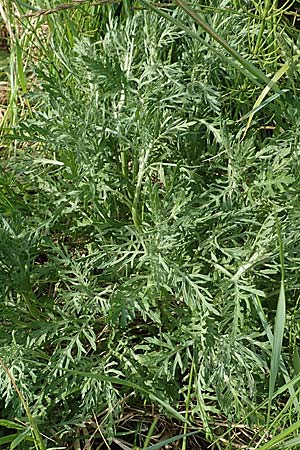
[1,0,300,449]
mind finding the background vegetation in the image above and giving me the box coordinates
[1,0,300,448]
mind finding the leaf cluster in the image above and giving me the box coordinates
[1,2,300,447]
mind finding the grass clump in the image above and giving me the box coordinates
[1,1,300,448]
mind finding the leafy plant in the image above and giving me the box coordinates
[1,1,300,448]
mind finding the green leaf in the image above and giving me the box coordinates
[0,435,19,446]
[254,295,299,411]
[257,420,300,450]
[0,420,25,431]
[292,346,300,379]
[145,430,200,450]
[279,436,300,449]
[10,429,31,449]
[268,217,286,418]
[15,42,27,95]
[268,280,286,409]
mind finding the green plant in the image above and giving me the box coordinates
[1,1,300,449]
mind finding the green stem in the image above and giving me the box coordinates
[253,0,272,55]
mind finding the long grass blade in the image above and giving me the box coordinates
[268,217,286,418]
[254,295,299,411]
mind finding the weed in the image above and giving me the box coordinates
[1,1,300,449]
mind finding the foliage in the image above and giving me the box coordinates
[1,1,300,448]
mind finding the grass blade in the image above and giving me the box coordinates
[241,63,290,137]
[0,435,20,446]
[15,41,27,94]
[268,217,286,418]
[10,428,31,450]
[257,419,300,450]
[279,436,300,449]
[141,417,159,450]
[145,430,200,450]
[0,420,26,431]
[254,295,299,412]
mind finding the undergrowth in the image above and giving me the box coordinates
[1,1,300,449]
